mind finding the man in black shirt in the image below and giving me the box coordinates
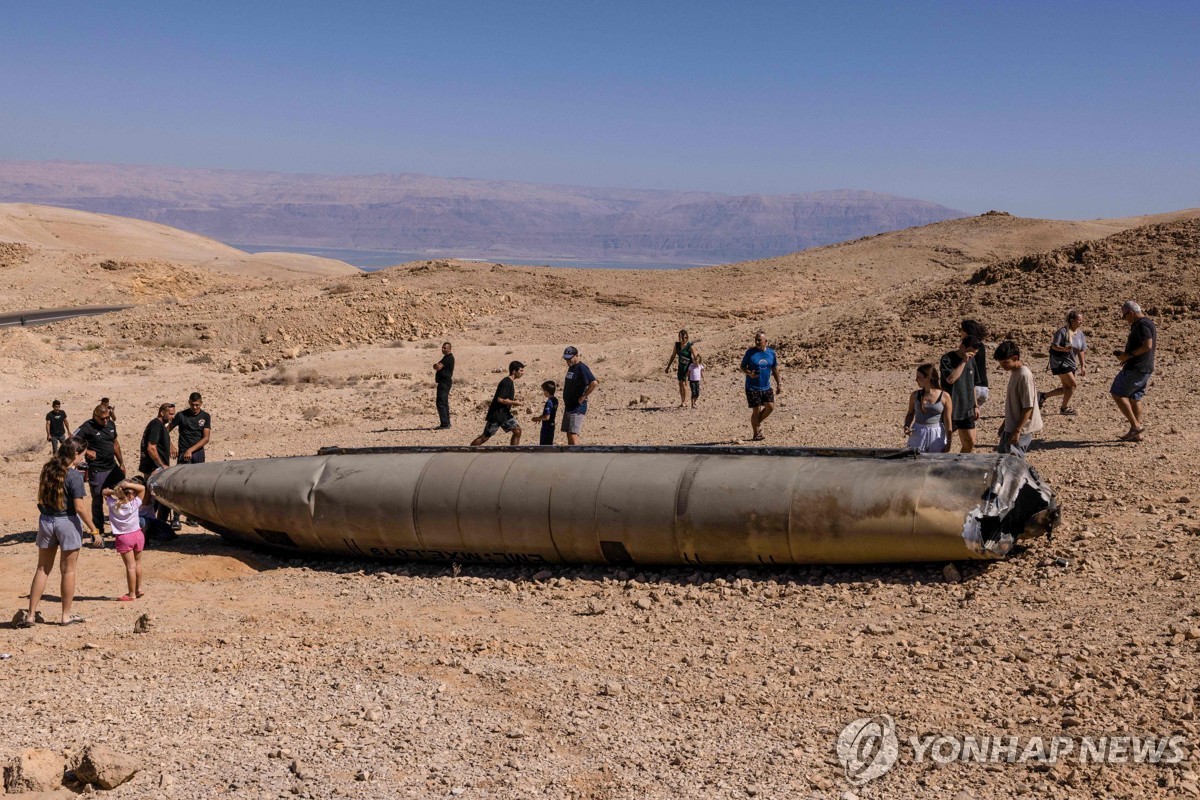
[77,403,125,538]
[470,362,524,446]
[1111,300,1157,442]
[141,402,176,525]
[140,403,176,476]
[45,400,69,455]
[434,341,455,429]
[170,392,212,464]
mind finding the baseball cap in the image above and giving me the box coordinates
[563,346,579,359]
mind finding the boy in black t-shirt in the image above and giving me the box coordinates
[471,362,524,447]
[45,400,69,454]
[531,381,559,445]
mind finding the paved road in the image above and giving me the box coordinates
[0,305,131,328]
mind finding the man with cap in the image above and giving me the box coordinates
[471,361,524,446]
[561,346,599,446]
[1111,300,1157,442]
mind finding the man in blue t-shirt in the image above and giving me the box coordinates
[740,331,783,441]
[561,346,599,446]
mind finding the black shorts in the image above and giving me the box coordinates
[1051,366,1076,376]
[746,388,775,408]
[952,417,976,431]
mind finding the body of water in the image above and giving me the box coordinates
[233,244,711,272]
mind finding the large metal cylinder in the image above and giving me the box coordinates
[148,446,1058,566]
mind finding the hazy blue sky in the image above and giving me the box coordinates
[1,1,1197,217]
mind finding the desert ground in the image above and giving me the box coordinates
[1,203,1199,799]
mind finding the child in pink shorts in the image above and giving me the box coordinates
[102,480,146,602]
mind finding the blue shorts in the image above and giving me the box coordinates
[1110,370,1150,401]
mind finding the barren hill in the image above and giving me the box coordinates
[0,203,357,313]
[3,205,1200,799]
[0,160,964,263]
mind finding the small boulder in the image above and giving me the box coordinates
[4,748,64,793]
[73,745,139,790]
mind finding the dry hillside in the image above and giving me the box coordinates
[1,206,1198,799]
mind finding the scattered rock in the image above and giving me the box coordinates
[4,748,64,793]
[73,745,139,790]
[943,563,962,583]
[133,614,153,634]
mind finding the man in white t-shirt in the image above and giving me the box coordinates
[993,340,1043,459]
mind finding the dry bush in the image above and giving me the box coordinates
[422,341,439,349]
[187,352,215,365]
[296,368,320,384]
[327,283,353,295]
[260,368,296,386]
[6,437,47,457]
[301,406,321,420]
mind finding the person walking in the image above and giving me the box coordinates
[903,365,952,453]
[686,356,704,409]
[940,336,982,452]
[471,362,524,446]
[13,438,96,627]
[1041,309,1087,415]
[434,342,455,429]
[993,341,1043,459]
[740,331,782,441]
[561,346,599,446]
[1111,300,1157,442]
[45,400,69,455]
[77,403,125,541]
[664,330,700,409]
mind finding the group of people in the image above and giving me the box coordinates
[438,330,788,445]
[465,346,599,447]
[14,393,213,627]
[904,301,1157,457]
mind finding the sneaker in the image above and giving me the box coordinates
[11,609,32,629]
[33,611,45,625]
[1059,407,1077,416]
[170,520,182,531]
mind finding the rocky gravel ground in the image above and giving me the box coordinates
[2,212,1199,798]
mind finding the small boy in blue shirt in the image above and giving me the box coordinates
[531,381,559,445]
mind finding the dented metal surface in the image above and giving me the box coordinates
[148,445,1059,565]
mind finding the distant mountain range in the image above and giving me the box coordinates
[0,161,965,263]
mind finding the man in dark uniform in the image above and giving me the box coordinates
[434,342,455,429]
[140,403,176,525]
[77,404,125,540]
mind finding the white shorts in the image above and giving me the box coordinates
[907,422,949,454]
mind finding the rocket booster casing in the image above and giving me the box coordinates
[148,446,1058,565]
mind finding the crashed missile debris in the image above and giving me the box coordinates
[148,445,1059,566]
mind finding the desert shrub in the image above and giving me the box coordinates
[327,283,353,295]
[296,368,320,384]
[261,368,297,386]
[301,406,321,420]
[187,352,215,365]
